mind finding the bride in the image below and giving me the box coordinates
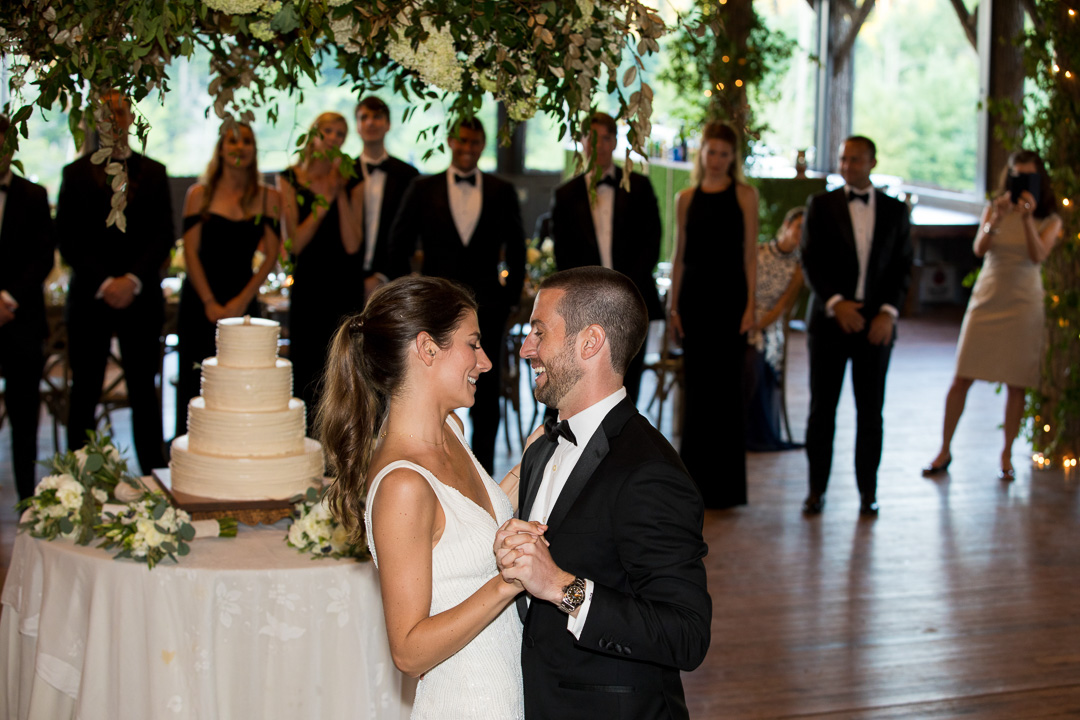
[316,276,540,719]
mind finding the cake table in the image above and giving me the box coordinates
[0,516,414,720]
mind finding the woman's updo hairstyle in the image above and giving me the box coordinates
[316,276,478,540]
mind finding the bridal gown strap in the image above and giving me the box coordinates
[364,419,524,720]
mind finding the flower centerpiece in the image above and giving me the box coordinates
[286,486,369,561]
[17,431,238,568]
[96,492,239,570]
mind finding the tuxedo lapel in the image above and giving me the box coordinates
[519,439,557,520]
[545,397,637,531]
[610,167,629,265]
[830,189,857,253]
[545,430,609,531]
[864,190,893,296]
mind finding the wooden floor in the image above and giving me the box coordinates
[2,307,1079,718]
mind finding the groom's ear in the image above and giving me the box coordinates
[578,324,607,362]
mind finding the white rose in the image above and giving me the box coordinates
[287,521,308,548]
[136,518,166,548]
[56,478,85,510]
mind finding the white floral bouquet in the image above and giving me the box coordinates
[526,237,557,288]
[16,430,136,544]
[286,487,368,561]
[96,492,239,570]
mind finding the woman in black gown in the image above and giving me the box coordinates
[176,123,281,435]
[278,112,364,428]
[669,122,759,508]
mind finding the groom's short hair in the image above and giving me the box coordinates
[540,267,647,376]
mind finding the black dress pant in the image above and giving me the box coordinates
[471,307,509,475]
[805,319,893,502]
[66,292,165,474]
[1,319,46,501]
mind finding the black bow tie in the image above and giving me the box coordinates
[366,161,388,174]
[544,417,577,446]
[848,191,870,204]
[454,173,477,186]
[597,175,617,188]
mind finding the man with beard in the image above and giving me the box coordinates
[495,267,711,720]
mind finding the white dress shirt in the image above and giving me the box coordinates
[588,169,616,269]
[446,168,482,245]
[528,386,627,638]
[360,151,388,271]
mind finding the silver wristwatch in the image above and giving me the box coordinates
[557,576,587,614]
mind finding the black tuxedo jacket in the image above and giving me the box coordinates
[365,155,419,278]
[551,169,663,320]
[800,187,913,336]
[0,175,54,339]
[517,397,711,720]
[388,170,525,313]
[56,152,174,307]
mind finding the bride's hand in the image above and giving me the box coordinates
[523,424,546,452]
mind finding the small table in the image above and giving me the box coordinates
[1,521,414,720]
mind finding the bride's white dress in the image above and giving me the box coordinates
[364,419,524,720]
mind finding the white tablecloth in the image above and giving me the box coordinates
[1,521,414,720]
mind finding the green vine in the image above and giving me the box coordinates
[1018,0,1080,467]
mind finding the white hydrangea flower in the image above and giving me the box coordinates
[202,0,266,14]
[387,15,463,93]
[260,0,282,14]
[506,95,538,122]
[330,15,364,54]
[250,21,274,42]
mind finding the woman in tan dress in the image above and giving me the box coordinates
[923,150,1062,480]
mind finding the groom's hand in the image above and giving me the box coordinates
[496,519,573,605]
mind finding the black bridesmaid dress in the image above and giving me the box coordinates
[175,211,277,435]
[677,184,749,508]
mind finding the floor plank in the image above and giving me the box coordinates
[2,307,1078,718]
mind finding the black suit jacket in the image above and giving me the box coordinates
[388,170,525,314]
[56,152,174,306]
[551,169,663,320]
[800,187,913,336]
[365,155,419,278]
[0,174,54,340]
[517,397,711,720]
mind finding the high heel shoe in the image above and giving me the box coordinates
[922,454,952,476]
[999,467,1016,481]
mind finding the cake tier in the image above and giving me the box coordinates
[215,316,280,368]
[169,435,324,500]
[187,397,307,457]
[200,357,293,412]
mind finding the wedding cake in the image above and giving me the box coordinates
[170,317,323,500]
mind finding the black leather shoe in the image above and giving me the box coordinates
[859,500,880,517]
[921,454,952,476]
[802,495,825,515]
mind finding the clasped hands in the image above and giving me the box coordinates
[494,519,573,606]
[833,300,894,345]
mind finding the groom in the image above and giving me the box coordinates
[496,267,711,719]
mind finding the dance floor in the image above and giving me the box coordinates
[2,307,1078,718]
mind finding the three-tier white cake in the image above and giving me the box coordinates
[170,317,323,500]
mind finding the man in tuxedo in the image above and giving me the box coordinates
[388,117,525,473]
[56,91,174,473]
[549,112,661,403]
[0,115,55,501]
[354,96,418,300]
[800,136,913,516]
[496,267,711,720]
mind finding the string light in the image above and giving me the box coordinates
[722,55,730,63]
[1044,424,1052,432]
[735,79,743,87]
[1069,7,1076,15]
[703,89,712,97]
[717,82,725,90]
[1066,71,1074,79]
[1064,198,1072,206]
[1054,63,1061,72]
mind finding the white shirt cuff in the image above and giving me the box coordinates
[565,578,594,639]
[124,273,144,295]
[879,304,898,319]
[824,294,844,318]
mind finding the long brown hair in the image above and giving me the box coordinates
[200,122,261,218]
[692,121,745,186]
[316,276,479,540]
